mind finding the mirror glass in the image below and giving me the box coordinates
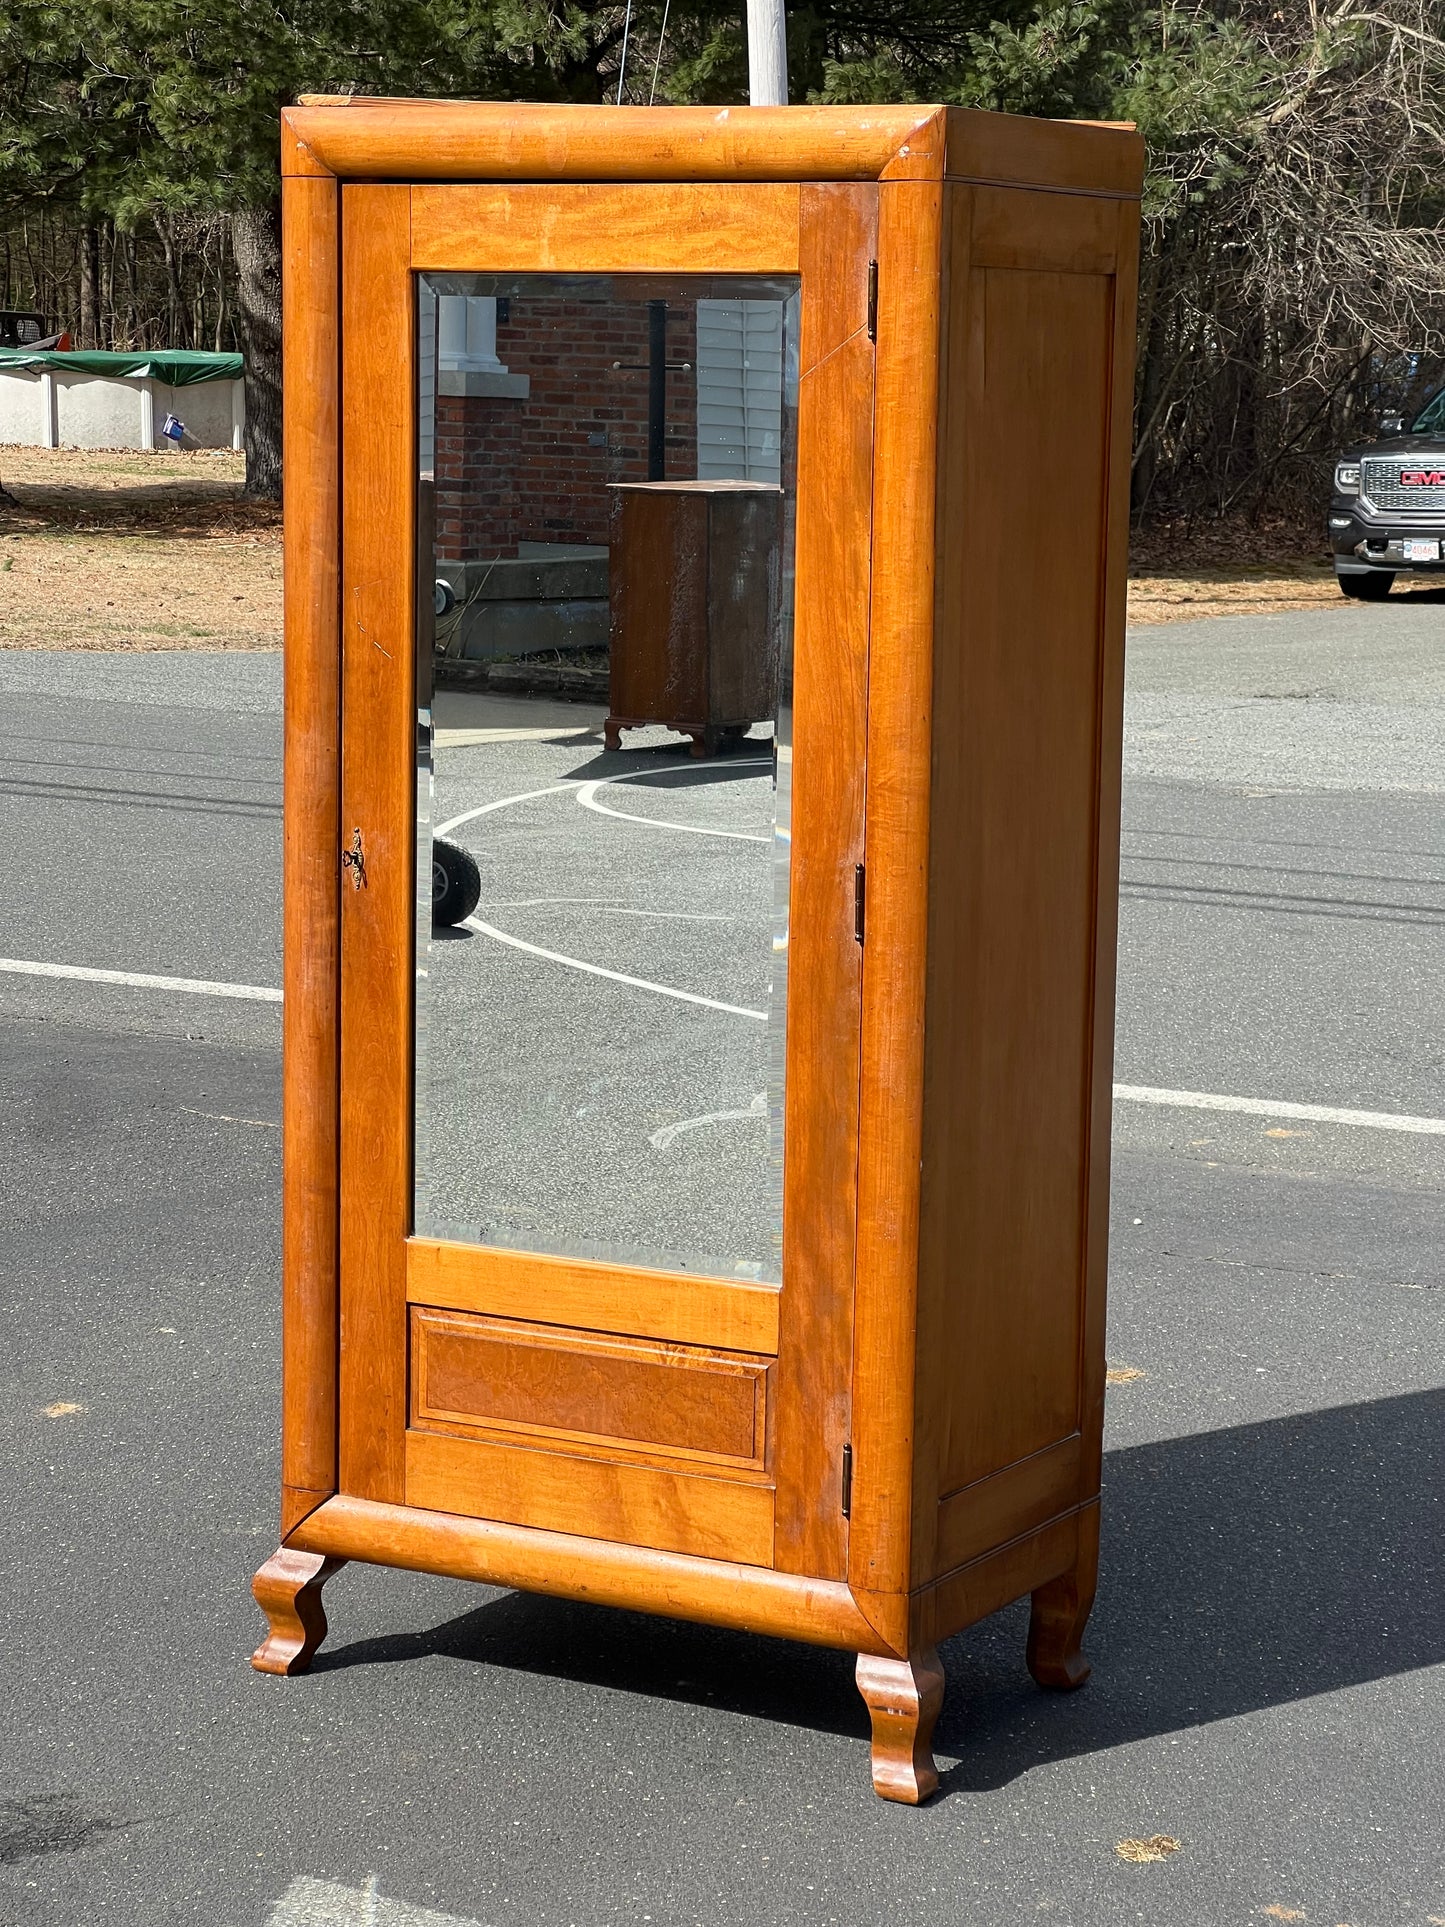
[413,272,799,1283]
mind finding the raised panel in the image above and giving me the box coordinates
[405,1429,775,1565]
[911,176,1121,1582]
[933,1435,1081,1574]
[410,1305,769,1472]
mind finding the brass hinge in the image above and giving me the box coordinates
[841,1443,854,1518]
[854,863,866,944]
[867,260,878,343]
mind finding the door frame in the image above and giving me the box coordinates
[325,177,875,1577]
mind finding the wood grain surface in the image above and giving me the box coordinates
[412,183,799,275]
[847,179,944,1606]
[404,1430,776,1565]
[284,121,1144,1741]
[280,172,342,1522]
[283,102,945,185]
[407,1239,780,1355]
[337,184,414,1504]
[855,1647,945,1803]
[410,1307,771,1470]
[906,170,1140,1619]
[942,106,1144,196]
[250,1548,347,1675]
[288,1493,899,1655]
[771,181,877,1581]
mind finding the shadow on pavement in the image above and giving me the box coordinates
[316,1388,1445,1795]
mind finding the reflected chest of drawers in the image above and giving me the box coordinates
[605,479,783,756]
[252,96,1143,1804]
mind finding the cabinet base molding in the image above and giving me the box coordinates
[251,1548,347,1675]
[855,1648,946,1804]
[286,1494,898,1656]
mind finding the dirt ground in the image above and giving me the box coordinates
[0,443,1411,648]
[0,447,281,652]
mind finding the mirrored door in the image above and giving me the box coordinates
[337,180,875,1573]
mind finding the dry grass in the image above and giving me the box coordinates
[1126,561,1344,625]
[0,446,281,652]
[0,445,1418,648]
[1115,1836,1181,1863]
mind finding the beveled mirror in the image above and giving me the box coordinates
[413,273,800,1282]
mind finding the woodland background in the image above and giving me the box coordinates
[1,0,1443,527]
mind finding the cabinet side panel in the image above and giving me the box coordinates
[1080,199,1141,1499]
[916,181,1123,1567]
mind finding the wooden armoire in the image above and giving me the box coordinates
[252,97,1142,1804]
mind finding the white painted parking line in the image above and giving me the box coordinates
[465,916,767,1020]
[651,1091,769,1149]
[576,759,771,841]
[1114,1083,1445,1136]
[0,955,282,1001]
[268,1873,482,1927]
[435,779,576,838]
[434,756,738,839]
[4,971,1438,1140]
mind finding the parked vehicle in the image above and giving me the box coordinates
[0,310,53,349]
[1330,390,1445,598]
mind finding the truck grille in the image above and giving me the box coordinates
[1362,456,1445,510]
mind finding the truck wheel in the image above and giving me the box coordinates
[432,838,481,927]
[1338,571,1393,600]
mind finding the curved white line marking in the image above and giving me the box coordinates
[576,760,771,841]
[464,917,767,1020]
[435,757,741,839]
[435,781,576,839]
[651,1092,768,1150]
[443,759,773,1015]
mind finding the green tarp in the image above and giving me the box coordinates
[0,348,242,385]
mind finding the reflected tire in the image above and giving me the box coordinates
[1338,571,1393,600]
[432,839,481,927]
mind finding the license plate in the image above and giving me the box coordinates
[1404,539,1440,562]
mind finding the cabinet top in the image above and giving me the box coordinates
[282,101,1142,200]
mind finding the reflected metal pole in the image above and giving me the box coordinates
[647,300,668,480]
[746,0,788,105]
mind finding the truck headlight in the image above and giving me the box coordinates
[1334,463,1361,492]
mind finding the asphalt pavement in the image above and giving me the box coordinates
[1,600,1442,1926]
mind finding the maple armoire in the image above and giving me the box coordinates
[251,96,1142,1804]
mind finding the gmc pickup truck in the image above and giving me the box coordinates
[1331,389,1445,598]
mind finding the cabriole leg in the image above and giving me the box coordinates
[250,1548,346,1676]
[1026,1508,1099,1691]
[855,1648,945,1804]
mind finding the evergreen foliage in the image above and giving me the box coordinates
[2,0,1442,515]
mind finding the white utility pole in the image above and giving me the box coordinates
[746,0,788,104]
